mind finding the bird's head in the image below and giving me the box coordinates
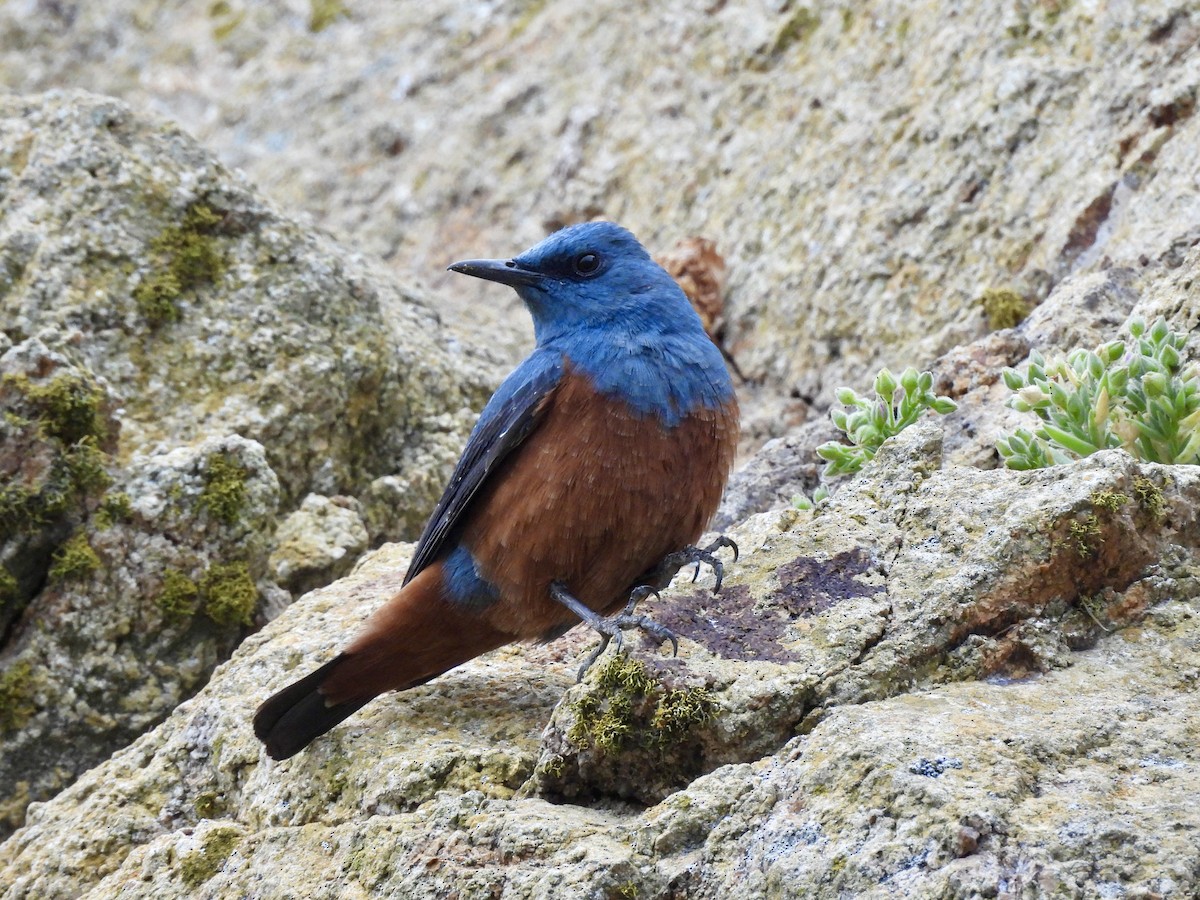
[448,221,696,344]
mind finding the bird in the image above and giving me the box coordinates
[254,221,740,760]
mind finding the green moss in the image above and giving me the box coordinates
[615,884,640,899]
[3,370,105,445]
[1090,490,1129,514]
[0,565,16,606]
[651,687,718,738]
[1133,476,1166,522]
[94,491,134,530]
[133,203,227,325]
[158,569,201,620]
[979,287,1033,331]
[199,452,248,524]
[1067,514,1101,559]
[0,660,36,733]
[199,561,257,627]
[309,0,347,31]
[592,694,634,753]
[194,791,222,819]
[65,437,112,493]
[132,272,183,324]
[48,532,101,582]
[0,442,111,539]
[537,753,567,779]
[568,655,717,755]
[180,826,242,888]
[595,653,658,695]
[768,7,820,58]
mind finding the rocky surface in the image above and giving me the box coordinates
[0,91,495,836]
[4,2,1199,441]
[2,2,1200,896]
[0,90,493,508]
[2,423,1197,898]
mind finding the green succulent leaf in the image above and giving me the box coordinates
[997,317,1199,468]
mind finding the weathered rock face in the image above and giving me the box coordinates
[2,3,1200,895]
[0,90,493,508]
[3,2,1198,441]
[0,91,495,835]
[2,424,1196,898]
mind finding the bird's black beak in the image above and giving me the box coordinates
[447,258,544,288]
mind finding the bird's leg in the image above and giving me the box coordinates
[550,582,679,682]
[654,535,739,594]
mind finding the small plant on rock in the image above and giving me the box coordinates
[795,367,958,509]
[997,317,1200,469]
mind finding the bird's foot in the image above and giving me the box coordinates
[657,535,739,594]
[550,583,679,682]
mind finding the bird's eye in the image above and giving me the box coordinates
[572,252,601,277]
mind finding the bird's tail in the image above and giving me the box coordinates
[253,655,371,760]
[253,565,511,760]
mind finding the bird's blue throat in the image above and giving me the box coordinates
[549,322,734,428]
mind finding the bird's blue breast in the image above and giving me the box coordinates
[554,325,734,427]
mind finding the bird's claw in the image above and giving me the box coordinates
[573,608,679,681]
[660,535,739,595]
[550,581,678,681]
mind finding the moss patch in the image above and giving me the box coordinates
[0,565,17,605]
[0,369,114,540]
[157,569,201,620]
[309,0,347,31]
[1133,476,1166,522]
[1066,514,1102,559]
[133,203,227,325]
[979,287,1034,331]
[199,453,248,524]
[180,826,242,888]
[94,491,133,529]
[194,791,223,819]
[1090,490,1129,514]
[48,532,101,582]
[0,660,36,733]
[0,438,111,538]
[568,655,716,754]
[64,436,112,494]
[768,7,820,59]
[652,686,718,740]
[7,371,106,445]
[199,561,257,627]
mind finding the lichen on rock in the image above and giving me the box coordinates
[0,88,498,837]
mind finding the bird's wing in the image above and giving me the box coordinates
[403,349,564,584]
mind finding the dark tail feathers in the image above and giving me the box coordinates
[253,655,371,760]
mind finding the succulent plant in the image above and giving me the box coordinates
[794,367,958,509]
[997,317,1200,470]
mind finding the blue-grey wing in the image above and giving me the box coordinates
[403,349,564,584]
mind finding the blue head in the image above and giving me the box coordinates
[449,221,734,423]
[448,221,702,345]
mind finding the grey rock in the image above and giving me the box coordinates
[0,427,280,838]
[0,90,494,511]
[268,494,369,597]
[5,1,1200,437]
[0,90,496,834]
[2,425,1197,897]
